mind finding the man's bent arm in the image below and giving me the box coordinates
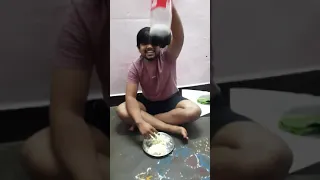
[50,69,102,180]
[167,3,184,60]
[125,82,144,125]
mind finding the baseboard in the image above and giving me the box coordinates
[1,69,318,144]
[0,83,209,143]
[109,83,210,107]
[218,70,320,96]
[0,99,102,143]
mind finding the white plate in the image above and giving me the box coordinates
[142,132,175,157]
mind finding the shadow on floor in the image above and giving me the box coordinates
[0,142,29,180]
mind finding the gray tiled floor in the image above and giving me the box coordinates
[0,105,320,180]
[110,108,210,180]
[0,142,29,180]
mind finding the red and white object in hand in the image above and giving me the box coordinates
[150,0,172,47]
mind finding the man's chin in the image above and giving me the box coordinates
[145,55,156,61]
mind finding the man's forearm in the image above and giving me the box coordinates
[171,4,184,40]
[50,110,102,180]
[126,96,144,124]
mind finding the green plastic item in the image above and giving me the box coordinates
[278,106,320,135]
[279,106,320,135]
[197,95,210,105]
[279,115,320,135]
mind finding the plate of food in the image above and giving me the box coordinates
[142,132,175,157]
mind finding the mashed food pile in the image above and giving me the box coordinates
[146,133,171,156]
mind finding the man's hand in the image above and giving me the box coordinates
[137,121,158,138]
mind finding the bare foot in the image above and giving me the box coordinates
[174,126,188,140]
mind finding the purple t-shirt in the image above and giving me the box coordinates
[55,0,110,101]
[127,48,179,101]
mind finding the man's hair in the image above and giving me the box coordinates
[136,27,151,47]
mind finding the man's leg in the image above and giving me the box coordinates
[20,127,109,180]
[154,100,201,125]
[116,102,188,138]
[211,121,293,180]
[210,95,293,180]
[116,101,146,125]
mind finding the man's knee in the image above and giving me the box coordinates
[243,145,293,175]
[116,103,130,121]
[20,129,63,179]
[213,121,293,179]
[184,105,201,122]
[240,137,293,178]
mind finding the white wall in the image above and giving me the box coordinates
[213,0,320,82]
[110,0,211,96]
[0,0,62,109]
[0,0,101,110]
[2,0,320,110]
[0,0,210,109]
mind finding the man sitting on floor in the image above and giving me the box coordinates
[116,3,201,139]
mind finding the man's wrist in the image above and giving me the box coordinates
[135,120,145,127]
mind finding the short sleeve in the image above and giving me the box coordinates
[161,47,175,63]
[127,63,139,84]
[54,2,92,69]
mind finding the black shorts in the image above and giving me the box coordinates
[85,100,110,137]
[211,93,252,138]
[137,91,187,115]
[84,93,252,139]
